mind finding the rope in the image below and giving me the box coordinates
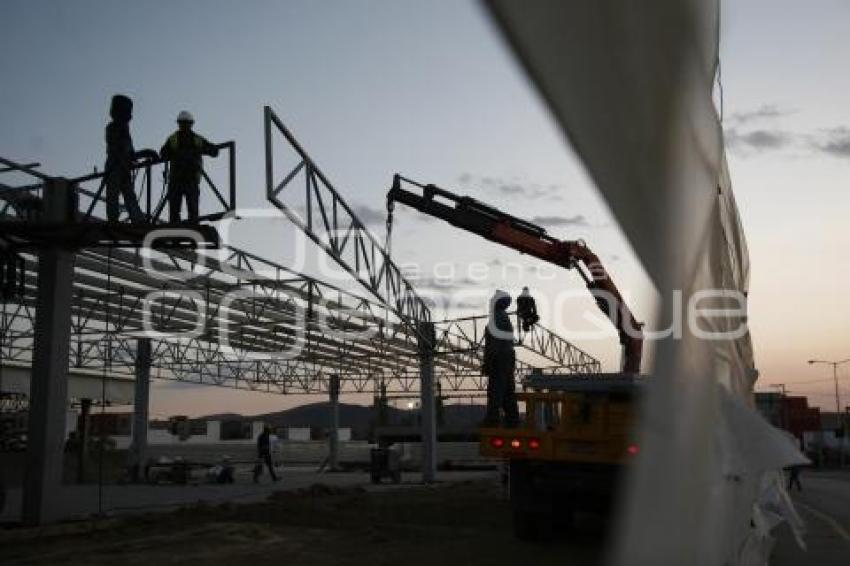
[96,246,113,518]
[384,201,394,260]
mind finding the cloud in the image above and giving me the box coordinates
[351,204,386,225]
[812,127,850,157]
[420,295,485,312]
[496,183,525,195]
[530,214,589,227]
[457,173,565,201]
[729,104,793,125]
[723,104,800,154]
[724,128,793,152]
[454,299,485,310]
[413,275,478,291]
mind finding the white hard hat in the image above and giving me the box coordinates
[176,110,194,123]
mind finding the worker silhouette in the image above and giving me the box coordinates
[253,426,279,483]
[160,111,219,224]
[516,286,540,331]
[482,290,519,427]
[104,95,157,223]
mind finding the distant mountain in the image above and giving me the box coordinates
[197,412,244,422]
[442,403,486,426]
[199,401,487,434]
[256,402,400,431]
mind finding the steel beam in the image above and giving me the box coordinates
[328,374,340,471]
[418,321,436,483]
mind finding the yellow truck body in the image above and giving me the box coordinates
[479,374,641,539]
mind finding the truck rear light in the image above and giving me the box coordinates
[510,438,522,449]
[490,437,505,448]
[627,444,639,455]
[528,438,541,450]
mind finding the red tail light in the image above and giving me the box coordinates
[627,444,639,455]
[510,438,522,449]
[528,438,541,450]
[490,437,505,448]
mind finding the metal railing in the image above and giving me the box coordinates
[70,141,236,224]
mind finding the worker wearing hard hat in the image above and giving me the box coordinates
[159,111,219,223]
[104,94,158,222]
[482,290,519,427]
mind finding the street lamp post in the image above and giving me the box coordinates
[807,358,850,414]
[808,358,850,467]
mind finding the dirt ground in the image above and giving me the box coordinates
[0,479,607,566]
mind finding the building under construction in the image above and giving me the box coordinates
[0,105,601,525]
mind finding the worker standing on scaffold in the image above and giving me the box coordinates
[104,94,157,223]
[160,111,219,224]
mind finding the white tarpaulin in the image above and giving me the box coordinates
[486,1,807,564]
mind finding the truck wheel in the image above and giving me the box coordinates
[513,509,537,541]
[513,509,554,541]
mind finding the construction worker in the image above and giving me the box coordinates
[104,94,157,222]
[787,465,803,491]
[516,286,540,331]
[160,111,219,223]
[253,426,279,483]
[482,290,519,427]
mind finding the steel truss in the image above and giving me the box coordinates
[264,106,429,324]
[0,111,601,398]
[0,241,598,394]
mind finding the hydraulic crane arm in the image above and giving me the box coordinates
[387,174,643,373]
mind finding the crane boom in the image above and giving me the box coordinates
[387,174,643,373]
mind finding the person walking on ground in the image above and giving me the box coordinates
[253,426,279,483]
[160,111,219,224]
[482,290,519,427]
[787,465,803,491]
[104,94,157,222]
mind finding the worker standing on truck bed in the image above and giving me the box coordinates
[482,290,519,427]
[516,286,540,331]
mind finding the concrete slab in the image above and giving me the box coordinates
[0,468,497,524]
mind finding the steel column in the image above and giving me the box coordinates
[129,338,151,481]
[417,321,436,483]
[328,374,340,471]
[77,398,91,483]
[23,177,75,525]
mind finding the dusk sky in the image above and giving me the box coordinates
[2,0,849,415]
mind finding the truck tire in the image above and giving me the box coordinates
[512,509,553,541]
[513,509,537,541]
